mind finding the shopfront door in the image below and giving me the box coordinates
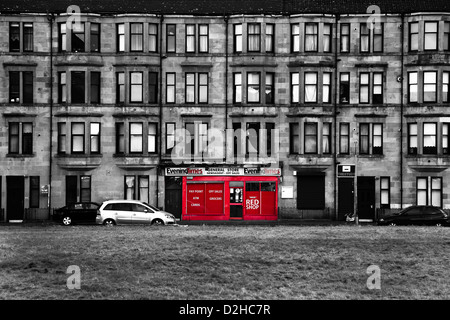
[229,182,243,219]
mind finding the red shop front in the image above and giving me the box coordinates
[166,167,280,221]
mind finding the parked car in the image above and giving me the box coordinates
[53,202,101,226]
[378,205,450,226]
[96,200,176,226]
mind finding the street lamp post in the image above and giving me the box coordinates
[354,140,359,226]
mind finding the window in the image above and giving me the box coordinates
[90,23,100,52]
[360,24,370,52]
[185,73,195,103]
[289,123,299,154]
[248,23,261,52]
[90,72,100,104]
[9,22,20,52]
[149,72,158,104]
[185,122,208,159]
[265,24,274,52]
[116,122,125,154]
[359,123,370,154]
[71,123,85,154]
[443,123,449,155]
[234,24,242,53]
[80,176,91,202]
[199,73,208,103]
[424,21,438,51]
[444,22,450,51]
[340,73,350,104]
[443,71,449,103]
[247,72,260,103]
[408,123,418,155]
[380,177,390,209]
[409,22,419,52]
[360,123,383,155]
[372,73,383,104]
[323,23,332,53]
[323,123,331,154]
[130,72,143,103]
[139,176,149,203]
[199,24,209,53]
[233,73,242,104]
[417,177,442,207]
[130,23,143,52]
[305,23,318,52]
[130,123,143,153]
[58,122,67,154]
[408,72,418,103]
[8,123,32,155]
[340,123,350,154]
[291,73,300,103]
[90,123,100,154]
[266,122,275,157]
[71,22,85,52]
[265,73,274,104]
[166,123,176,154]
[125,176,136,200]
[59,23,67,52]
[291,24,300,52]
[304,123,318,154]
[166,73,176,103]
[148,123,157,153]
[304,72,318,103]
[373,24,383,52]
[373,124,383,155]
[59,72,67,103]
[340,23,350,53]
[166,24,176,53]
[423,123,437,155]
[297,175,325,210]
[71,71,85,104]
[30,176,40,208]
[423,71,437,103]
[323,72,332,104]
[359,73,370,104]
[232,122,243,159]
[117,23,125,52]
[186,24,196,52]
[116,72,125,103]
[246,122,260,157]
[9,71,33,104]
[149,23,158,52]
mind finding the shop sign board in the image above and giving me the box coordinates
[166,167,281,176]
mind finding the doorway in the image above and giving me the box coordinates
[165,177,182,219]
[229,181,243,219]
[7,176,24,221]
[338,178,354,221]
[357,176,375,220]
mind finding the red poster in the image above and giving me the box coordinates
[205,183,224,214]
[261,191,276,216]
[187,184,205,214]
[245,191,261,215]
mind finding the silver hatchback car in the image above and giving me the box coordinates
[96,200,176,226]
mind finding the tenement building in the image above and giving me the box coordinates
[1,0,450,222]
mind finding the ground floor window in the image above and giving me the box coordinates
[125,175,149,202]
[66,175,91,204]
[417,177,442,207]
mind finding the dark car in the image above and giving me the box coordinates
[53,202,101,226]
[378,206,450,226]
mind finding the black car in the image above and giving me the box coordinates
[378,205,450,226]
[53,202,101,226]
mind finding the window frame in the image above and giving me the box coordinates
[289,123,300,155]
[340,72,350,104]
[166,72,176,104]
[234,24,243,53]
[89,122,101,154]
[129,71,143,103]
[407,123,418,155]
[247,23,261,52]
[58,122,67,154]
[423,71,437,103]
[380,177,390,209]
[90,23,100,52]
[71,122,85,154]
[339,123,350,154]
[129,122,144,154]
[166,24,176,53]
[409,22,419,52]
[304,23,318,52]
[304,122,318,154]
[247,72,261,104]
[340,23,350,53]
[423,122,437,155]
[149,23,158,53]
[265,23,275,53]
[424,21,438,51]
[130,22,144,52]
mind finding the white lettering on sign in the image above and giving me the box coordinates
[246,199,260,210]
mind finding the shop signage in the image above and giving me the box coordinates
[337,164,355,177]
[165,167,281,176]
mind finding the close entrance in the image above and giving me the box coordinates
[165,176,182,219]
[7,176,24,221]
[357,176,375,220]
[338,178,354,221]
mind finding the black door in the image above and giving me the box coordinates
[7,176,24,221]
[357,177,375,220]
[338,178,354,221]
[66,176,78,205]
[165,177,182,219]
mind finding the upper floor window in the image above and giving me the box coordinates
[304,72,318,103]
[166,73,176,104]
[359,72,384,104]
[71,71,85,104]
[444,22,450,51]
[265,24,275,53]
[59,22,100,53]
[117,23,125,52]
[248,23,261,52]
[90,23,100,52]
[305,23,318,52]
[167,24,176,53]
[115,122,158,155]
[340,23,350,53]
[443,71,449,103]
[424,21,438,51]
[339,72,350,104]
[339,123,350,154]
[360,23,384,53]
[186,24,196,52]
[359,123,383,155]
[130,23,143,52]
[265,73,275,104]
[323,23,332,53]
[234,24,243,53]
[247,72,260,103]
[233,73,242,104]
[423,71,437,102]
[199,24,209,53]
[130,72,143,103]
[10,22,33,52]
[9,122,33,155]
[291,24,300,52]
[71,23,85,53]
[409,22,419,52]
[9,71,33,104]
[149,23,158,52]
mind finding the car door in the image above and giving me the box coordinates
[405,207,424,225]
[83,203,99,223]
[71,203,84,223]
[422,207,444,225]
[112,203,133,224]
[131,203,154,224]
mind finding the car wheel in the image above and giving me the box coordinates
[103,219,116,227]
[151,219,164,226]
[436,223,442,227]
[389,222,396,226]
[62,216,72,226]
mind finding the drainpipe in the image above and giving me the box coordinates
[224,15,229,163]
[157,14,164,209]
[333,13,340,220]
[400,13,405,209]
[47,12,55,219]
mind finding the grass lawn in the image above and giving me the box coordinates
[1,224,450,300]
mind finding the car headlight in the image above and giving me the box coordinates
[164,214,174,219]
